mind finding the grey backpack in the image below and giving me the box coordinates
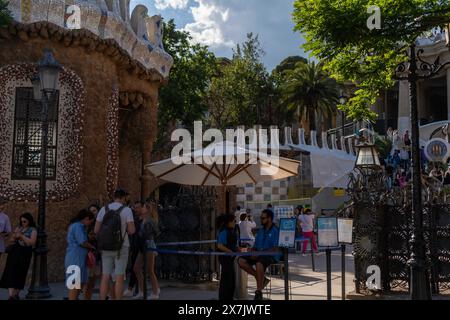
[97,205,125,251]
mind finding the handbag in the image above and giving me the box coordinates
[86,251,96,269]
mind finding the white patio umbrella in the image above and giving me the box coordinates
[146,141,300,212]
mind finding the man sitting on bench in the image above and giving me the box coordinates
[238,209,280,300]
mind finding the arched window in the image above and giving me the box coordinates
[11,88,59,180]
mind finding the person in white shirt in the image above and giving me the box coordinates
[95,188,135,300]
[238,213,256,247]
[298,209,318,254]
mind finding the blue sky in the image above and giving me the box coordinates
[131,0,308,71]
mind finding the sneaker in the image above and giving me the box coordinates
[302,253,307,257]
[263,277,270,289]
[150,293,160,300]
[123,289,134,298]
[254,290,263,301]
[132,293,144,300]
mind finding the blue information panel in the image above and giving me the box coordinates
[317,217,338,247]
[278,218,297,248]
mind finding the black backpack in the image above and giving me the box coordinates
[97,204,126,251]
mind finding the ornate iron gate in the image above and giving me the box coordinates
[156,184,219,282]
[348,170,450,294]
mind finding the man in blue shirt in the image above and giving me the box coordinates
[238,209,280,300]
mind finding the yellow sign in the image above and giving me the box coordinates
[334,189,346,197]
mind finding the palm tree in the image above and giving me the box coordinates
[280,60,339,132]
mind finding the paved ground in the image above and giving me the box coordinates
[3,247,448,300]
[0,247,356,301]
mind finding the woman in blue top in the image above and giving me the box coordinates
[65,209,96,300]
[217,214,239,301]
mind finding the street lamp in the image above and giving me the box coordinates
[392,43,450,300]
[27,49,61,300]
[339,93,347,137]
[354,142,381,176]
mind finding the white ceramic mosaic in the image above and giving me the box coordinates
[7,0,173,78]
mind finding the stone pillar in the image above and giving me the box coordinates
[398,80,411,133]
[447,67,450,120]
[417,81,426,121]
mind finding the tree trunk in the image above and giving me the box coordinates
[309,109,316,131]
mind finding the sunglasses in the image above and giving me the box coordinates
[20,220,28,224]
[260,216,268,220]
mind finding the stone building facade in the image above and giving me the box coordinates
[370,32,450,135]
[0,0,173,281]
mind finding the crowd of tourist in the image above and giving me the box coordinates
[0,189,160,300]
[384,128,450,190]
[2,190,319,301]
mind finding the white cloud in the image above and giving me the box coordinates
[182,0,306,70]
[154,0,189,10]
[184,0,234,49]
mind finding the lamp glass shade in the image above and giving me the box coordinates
[39,67,60,92]
[38,49,61,92]
[31,74,42,101]
[356,144,380,167]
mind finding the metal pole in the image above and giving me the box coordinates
[341,245,346,300]
[407,44,431,300]
[284,248,289,301]
[310,242,315,272]
[326,248,332,300]
[27,91,52,300]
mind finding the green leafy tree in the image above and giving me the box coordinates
[280,60,339,131]
[206,33,270,129]
[292,0,450,122]
[156,19,218,154]
[0,0,11,26]
[273,56,308,75]
[271,56,310,127]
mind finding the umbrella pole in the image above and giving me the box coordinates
[222,184,227,214]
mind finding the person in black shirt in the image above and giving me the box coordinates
[123,201,144,297]
[217,214,239,301]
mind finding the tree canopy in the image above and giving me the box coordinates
[293,0,450,121]
[156,19,218,152]
[206,33,271,129]
[0,0,11,26]
[280,60,339,131]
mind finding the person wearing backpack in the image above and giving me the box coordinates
[94,188,135,300]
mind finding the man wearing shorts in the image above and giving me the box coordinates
[95,189,135,300]
[238,209,280,300]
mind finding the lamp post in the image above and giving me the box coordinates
[352,142,387,294]
[27,49,61,300]
[339,94,347,137]
[392,43,450,300]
